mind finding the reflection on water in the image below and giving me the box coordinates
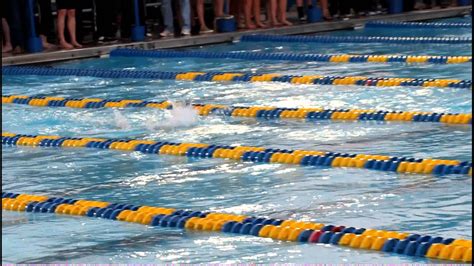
[1,17,472,264]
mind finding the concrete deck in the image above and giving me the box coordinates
[2,6,471,66]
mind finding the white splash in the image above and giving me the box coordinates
[145,100,200,130]
[113,109,131,130]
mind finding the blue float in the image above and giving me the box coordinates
[25,0,43,53]
[131,0,145,41]
[216,16,237,33]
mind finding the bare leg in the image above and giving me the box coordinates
[319,0,331,19]
[278,0,292,25]
[229,0,245,28]
[244,0,256,29]
[214,0,224,17]
[57,9,73,49]
[40,35,55,49]
[267,0,281,26]
[254,0,266,27]
[66,9,82,48]
[197,0,211,31]
[2,18,13,53]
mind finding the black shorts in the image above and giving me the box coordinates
[56,0,77,10]
[1,0,6,18]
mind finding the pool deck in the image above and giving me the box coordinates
[2,6,471,66]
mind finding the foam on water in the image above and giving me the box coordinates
[113,109,131,130]
[144,101,200,131]
[1,16,472,264]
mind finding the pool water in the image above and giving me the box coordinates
[2,17,472,263]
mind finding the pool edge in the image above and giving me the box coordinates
[1,6,471,66]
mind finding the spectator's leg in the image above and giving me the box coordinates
[229,0,238,17]
[2,18,13,52]
[278,0,292,25]
[197,0,212,32]
[328,0,339,16]
[161,0,174,36]
[6,0,25,52]
[95,0,106,40]
[214,0,225,17]
[244,0,257,29]
[57,9,73,49]
[229,0,245,27]
[319,0,331,19]
[267,0,281,26]
[254,0,266,27]
[66,9,82,48]
[180,0,192,34]
[296,0,305,20]
[99,0,117,39]
[119,0,132,39]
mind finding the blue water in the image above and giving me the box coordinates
[2,17,472,263]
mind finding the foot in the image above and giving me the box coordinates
[160,29,173,37]
[268,20,282,27]
[40,35,55,49]
[71,41,82,48]
[42,41,55,49]
[59,41,74,49]
[245,22,257,29]
[200,27,214,34]
[281,19,293,26]
[2,44,13,53]
[181,29,191,36]
[323,9,332,20]
[12,46,22,54]
[256,21,268,28]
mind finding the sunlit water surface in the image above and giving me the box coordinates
[2,17,472,264]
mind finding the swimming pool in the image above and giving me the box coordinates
[2,16,472,263]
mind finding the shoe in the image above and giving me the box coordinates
[104,37,118,43]
[181,29,191,36]
[160,30,173,37]
[97,36,105,44]
[200,28,214,34]
[299,16,307,22]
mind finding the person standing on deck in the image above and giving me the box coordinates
[56,0,82,49]
[194,0,214,33]
[244,0,266,29]
[161,0,192,37]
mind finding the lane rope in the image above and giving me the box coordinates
[2,192,472,263]
[2,132,472,177]
[110,49,472,64]
[365,21,473,28]
[3,67,472,89]
[3,95,472,126]
[240,35,473,44]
